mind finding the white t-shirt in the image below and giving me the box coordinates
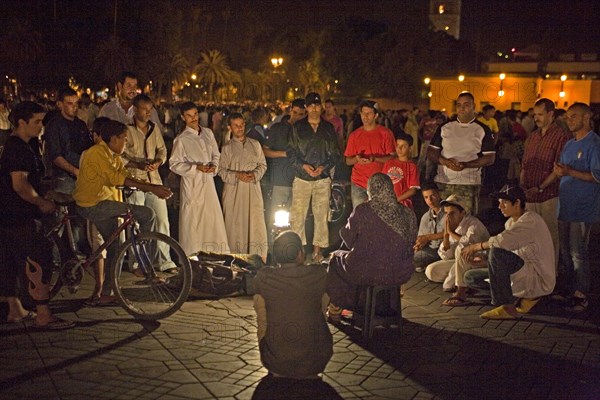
[429,118,495,185]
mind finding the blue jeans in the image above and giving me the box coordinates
[488,247,524,305]
[128,191,175,271]
[558,220,592,296]
[77,201,156,296]
[413,246,440,269]
[351,183,368,209]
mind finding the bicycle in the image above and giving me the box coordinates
[45,187,192,320]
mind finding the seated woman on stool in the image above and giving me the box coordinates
[326,173,417,321]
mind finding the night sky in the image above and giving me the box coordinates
[2,0,598,55]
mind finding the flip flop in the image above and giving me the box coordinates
[7,310,37,323]
[442,296,471,307]
[32,318,75,330]
[516,298,540,314]
[480,306,520,320]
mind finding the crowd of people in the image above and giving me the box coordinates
[1,71,599,380]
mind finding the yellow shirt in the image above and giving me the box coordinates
[477,116,499,134]
[73,141,129,207]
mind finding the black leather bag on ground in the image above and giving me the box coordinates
[187,251,265,298]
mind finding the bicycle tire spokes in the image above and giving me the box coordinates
[112,232,192,320]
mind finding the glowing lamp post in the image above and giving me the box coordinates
[498,73,506,97]
[270,57,283,100]
[559,74,567,98]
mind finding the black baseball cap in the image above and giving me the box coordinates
[490,184,526,204]
[305,92,322,107]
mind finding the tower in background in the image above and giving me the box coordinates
[429,1,461,40]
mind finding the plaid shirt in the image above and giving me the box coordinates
[521,122,570,202]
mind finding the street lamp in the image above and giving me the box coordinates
[559,74,567,98]
[190,74,198,101]
[424,77,431,85]
[270,57,284,100]
[271,57,283,68]
[498,73,506,97]
[458,74,465,82]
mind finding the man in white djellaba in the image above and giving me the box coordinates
[169,102,229,256]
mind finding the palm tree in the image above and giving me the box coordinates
[0,18,44,79]
[194,50,240,102]
[93,35,132,87]
[145,51,190,101]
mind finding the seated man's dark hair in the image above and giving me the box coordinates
[420,182,439,192]
[9,101,45,126]
[273,230,303,265]
[93,117,127,143]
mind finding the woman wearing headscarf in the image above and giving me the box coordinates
[326,173,418,318]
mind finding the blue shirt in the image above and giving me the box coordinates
[558,131,600,223]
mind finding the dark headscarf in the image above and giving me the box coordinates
[367,173,417,242]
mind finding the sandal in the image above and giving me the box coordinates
[32,318,75,330]
[312,252,324,264]
[566,296,588,312]
[442,296,471,307]
[480,306,520,320]
[516,298,540,314]
[7,310,37,323]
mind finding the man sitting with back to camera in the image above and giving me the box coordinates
[253,230,332,379]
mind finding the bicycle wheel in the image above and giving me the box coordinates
[112,232,192,320]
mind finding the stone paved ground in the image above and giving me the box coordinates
[1,268,599,400]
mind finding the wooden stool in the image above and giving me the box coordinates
[353,285,402,339]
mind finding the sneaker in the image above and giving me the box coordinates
[415,266,425,273]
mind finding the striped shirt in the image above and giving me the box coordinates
[521,122,570,202]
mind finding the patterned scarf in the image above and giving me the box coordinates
[367,173,417,242]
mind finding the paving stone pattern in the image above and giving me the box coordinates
[1,268,600,400]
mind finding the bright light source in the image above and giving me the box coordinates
[458,75,465,82]
[334,80,338,84]
[274,210,290,228]
[191,74,197,80]
[424,77,431,85]
[560,74,567,82]
[444,26,449,31]
[545,74,550,79]
[559,91,565,98]
[438,5,445,14]
[511,48,516,52]
[497,52,503,57]
[499,73,506,80]
[498,90,505,97]
[505,55,509,59]
[428,91,433,98]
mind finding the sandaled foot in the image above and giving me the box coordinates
[327,304,342,324]
[516,298,540,314]
[132,268,146,278]
[480,305,520,320]
[7,310,37,323]
[442,296,471,307]
[312,252,324,264]
[33,318,75,330]
[566,296,588,312]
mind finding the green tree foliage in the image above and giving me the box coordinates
[194,50,241,102]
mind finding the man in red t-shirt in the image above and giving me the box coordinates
[383,132,420,209]
[345,100,395,208]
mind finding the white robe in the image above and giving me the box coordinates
[218,137,268,259]
[169,126,230,255]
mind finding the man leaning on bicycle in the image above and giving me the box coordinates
[72,117,172,305]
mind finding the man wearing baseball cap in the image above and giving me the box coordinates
[425,193,489,296]
[287,92,340,263]
[461,184,555,319]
